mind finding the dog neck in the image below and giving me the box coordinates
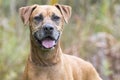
[29,35,62,67]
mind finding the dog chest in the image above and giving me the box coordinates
[27,63,74,80]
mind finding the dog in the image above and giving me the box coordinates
[19,4,102,80]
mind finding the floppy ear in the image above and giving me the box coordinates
[55,4,72,23]
[19,5,37,25]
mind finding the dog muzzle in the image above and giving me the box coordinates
[33,24,60,50]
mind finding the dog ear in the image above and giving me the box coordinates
[19,5,37,25]
[55,4,72,23]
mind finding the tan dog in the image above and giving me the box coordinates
[19,4,102,80]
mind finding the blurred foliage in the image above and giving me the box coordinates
[0,0,120,80]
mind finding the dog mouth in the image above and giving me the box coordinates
[41,37,56,49]
[34,35,59,49]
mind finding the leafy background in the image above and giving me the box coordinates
[0,0,120,80]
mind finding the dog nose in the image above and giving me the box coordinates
[43,24,54,32]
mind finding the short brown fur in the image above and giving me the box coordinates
[19,4,102,80]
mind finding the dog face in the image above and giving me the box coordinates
[19,4,71,50]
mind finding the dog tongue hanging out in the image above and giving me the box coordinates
[42,39,55,48]
[19,4,102,80]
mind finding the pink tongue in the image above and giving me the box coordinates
[42,39,55,48]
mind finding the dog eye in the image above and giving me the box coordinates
[52,15,60,21]
[34,15,43,22]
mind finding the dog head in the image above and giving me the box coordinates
[19,4,71,50]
